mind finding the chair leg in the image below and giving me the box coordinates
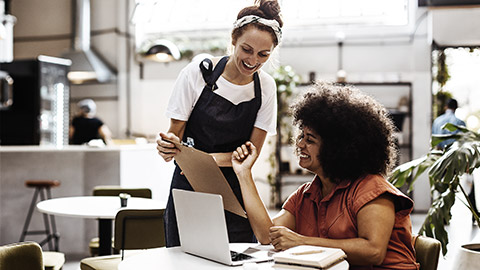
[19,188,40,242]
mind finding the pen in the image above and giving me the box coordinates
[291,250,325,256]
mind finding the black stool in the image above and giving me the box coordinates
[19,180,61,251]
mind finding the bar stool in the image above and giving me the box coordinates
[19,180,61,251]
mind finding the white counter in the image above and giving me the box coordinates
[0,144,174,255]
[0,144,156,152]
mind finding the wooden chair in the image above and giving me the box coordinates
[89,186,152,256]
[92,186,152,198]
[413,235,441,270]
[80,209,165,270]
[0,241,65,270]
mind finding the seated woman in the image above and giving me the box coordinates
[232,82,419,269]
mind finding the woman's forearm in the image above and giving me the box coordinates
[236,170,273,244]
[301,235,388,265]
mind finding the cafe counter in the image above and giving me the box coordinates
[0,144,174,255]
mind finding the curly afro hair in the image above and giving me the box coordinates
[291,81,398,183]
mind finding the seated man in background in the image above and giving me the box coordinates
[69,99,113,146]
[232,82,419,269]
[432,98,466,149]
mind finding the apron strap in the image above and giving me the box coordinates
[199,56,229,91]
[253,72,261,98]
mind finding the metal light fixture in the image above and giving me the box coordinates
[61,0,116,84]
[141,39,181,63]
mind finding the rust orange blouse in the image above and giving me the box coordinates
[283,174,419,270]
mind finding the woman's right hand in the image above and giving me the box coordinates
[232,141,258,175]
[156,132,180,162]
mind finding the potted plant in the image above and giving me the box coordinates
[388,123,480,256]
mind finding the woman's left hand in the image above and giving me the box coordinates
[269,226,304,251]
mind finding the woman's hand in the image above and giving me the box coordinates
[269,226,304,251]
[156,132,180,162]
[231,141,258,175]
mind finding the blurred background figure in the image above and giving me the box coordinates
[432,98,465,149]
[69,99,113,146]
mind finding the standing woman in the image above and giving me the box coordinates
[157,0,283,247]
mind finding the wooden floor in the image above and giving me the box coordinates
[62,200,480,270]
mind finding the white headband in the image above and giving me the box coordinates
[233,15,282,44]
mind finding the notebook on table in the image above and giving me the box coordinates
[273,245,347,269]
[172,189,273,266]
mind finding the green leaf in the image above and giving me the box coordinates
[388,156,428,189]
[431,134,461,148]
[443,123,469,133]
[419,188,455,255]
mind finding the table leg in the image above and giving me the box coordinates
[98,219,113,255]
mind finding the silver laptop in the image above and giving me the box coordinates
[172,189,273,266]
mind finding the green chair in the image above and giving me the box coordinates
[89,186,152,256]
[80,208,165,270]
[413,235,441,270]
[0,242,65,270]
[92,186,152,198]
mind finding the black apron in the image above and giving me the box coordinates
[164,56,262,247]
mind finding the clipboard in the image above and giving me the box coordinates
[166,139,247,218]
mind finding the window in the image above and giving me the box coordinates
[282,0,409,27]
[133,0,412,53]
[133,0,410,31]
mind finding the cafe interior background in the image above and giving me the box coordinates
[1,0,480,264]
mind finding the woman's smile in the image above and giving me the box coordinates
[298,152,310,160]
[242,60,258,70]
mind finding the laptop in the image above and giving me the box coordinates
[172,189,274,266]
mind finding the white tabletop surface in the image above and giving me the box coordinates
[36,196,166,219]
[118,243,349,270]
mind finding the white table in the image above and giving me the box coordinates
[118,243,349,270]
[37,196,165,255]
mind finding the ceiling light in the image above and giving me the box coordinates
[141,39,181,63]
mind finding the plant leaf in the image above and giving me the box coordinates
[388,156,428,189]
[431,134,461,148]
[419,187,456,256]
[443,123,469,133]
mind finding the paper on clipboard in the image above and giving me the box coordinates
[168,140,247,218]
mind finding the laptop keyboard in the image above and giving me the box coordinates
[230,251,253,261]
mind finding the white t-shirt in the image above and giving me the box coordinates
[165,58,277,135]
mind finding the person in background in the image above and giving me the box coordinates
[156,0,282,247]
[69,99,113,145]
[431,98,479,222]
[432,98,466,149]
[232,82,419,269]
